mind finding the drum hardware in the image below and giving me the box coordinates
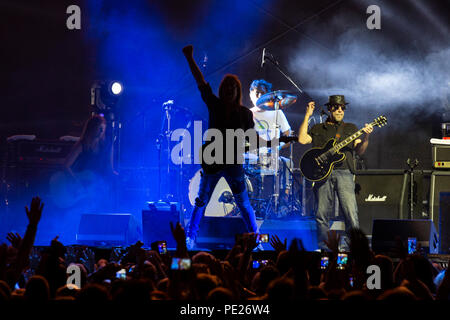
[255,89,299,217]
[245,154,303,219]
[257,48,314,218]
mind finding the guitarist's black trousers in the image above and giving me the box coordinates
[314,169,359,250]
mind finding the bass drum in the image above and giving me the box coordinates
[188,169,252,217]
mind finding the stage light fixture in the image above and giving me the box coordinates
[110,81,123,95]
[91,80,123,114]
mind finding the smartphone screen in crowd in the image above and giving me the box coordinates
[320,256,329,270]
[157,241,168,255]
[116,269,127,280]
[252,260,269,269]
[337,253,348,270]
[171,258,191,270]
[408,237,417,254]
[257,234,269,243]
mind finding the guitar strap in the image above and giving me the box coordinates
[336,122,356,174]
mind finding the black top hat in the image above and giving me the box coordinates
[325,95,349,106]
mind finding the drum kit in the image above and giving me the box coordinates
[188,90,303,219]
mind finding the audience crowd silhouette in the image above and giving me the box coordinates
[0,197,449,303]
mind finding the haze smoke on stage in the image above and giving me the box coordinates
[288,1,450,117]
[289,32,449,112]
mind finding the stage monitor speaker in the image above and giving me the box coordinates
[429,171,450,232]
[259,219,317,251]
[196,217,247,249]
[142,202,180,248]
[439,192,450,253]
[77,213,140,246]
[355,170,407,236]
[371,219,439,255]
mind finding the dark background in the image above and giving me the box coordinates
[1,0,449,168]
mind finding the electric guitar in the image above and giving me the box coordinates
[300,116,387,182]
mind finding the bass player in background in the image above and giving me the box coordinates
[298,95,373,251]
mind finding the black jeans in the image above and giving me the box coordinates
[187,165,258,239]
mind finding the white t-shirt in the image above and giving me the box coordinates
[250,107,291,140]
[246,107,291,168]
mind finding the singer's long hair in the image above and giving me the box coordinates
[77,114,107,152]
[218,74,242,108]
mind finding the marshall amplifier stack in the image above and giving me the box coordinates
[5,137,75,201]
[430,139,450,253]
[7,137,75,166]
[360,140,450,254]
[355,169,408,237]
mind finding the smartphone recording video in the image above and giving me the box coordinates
[116,269,127,280]
[158,241,167,255]
[171,258,191,270]
[257,234,269,243]
[408,237,417,254]
[320,256,329,270]
[252,259,268,269]
[337,253,348,270]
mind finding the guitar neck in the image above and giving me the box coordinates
[333,121,376,151]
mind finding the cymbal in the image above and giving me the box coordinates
[256,90,297,111]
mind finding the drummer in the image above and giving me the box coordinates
[248,79,293,196]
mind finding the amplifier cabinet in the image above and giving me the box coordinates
[7,139,75,166]
[355,170,407,236]
[429,171,450,233]
[432,145,450,169]
[439,192,450,253]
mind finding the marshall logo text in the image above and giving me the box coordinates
[365,194,387,202]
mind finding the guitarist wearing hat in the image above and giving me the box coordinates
[298,95,373,251]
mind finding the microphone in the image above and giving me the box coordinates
[261,48,266,68]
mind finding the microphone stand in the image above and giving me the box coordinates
[263,53,311,99]
[263,51,311,217]
[406,158,419,219]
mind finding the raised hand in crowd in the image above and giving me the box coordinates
[347,228,373,290]
[270,235,287,255]
[5,197,45,290]
[25,196,44,226]
[170,222,188,258]
[324,230,340,256]
[6,233,22,249]
[109,247,125,264]
[437,258,450,300]
[237,233,258,286]
[0,244,7,282]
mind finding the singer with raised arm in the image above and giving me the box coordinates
[298,95,373,251]
[182,44,262,250]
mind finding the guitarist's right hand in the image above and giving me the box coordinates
[306,101,315,117]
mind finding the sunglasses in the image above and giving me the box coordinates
[329,105,346,111]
